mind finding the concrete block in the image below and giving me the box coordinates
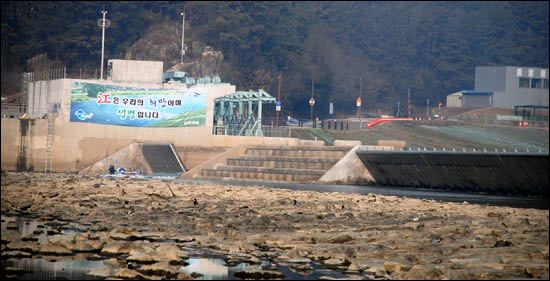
[318,145,376,184]
[377,140,406,150]
[298,139,325,146]
[334,140,362,146]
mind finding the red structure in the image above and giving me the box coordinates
[366,117,413,128]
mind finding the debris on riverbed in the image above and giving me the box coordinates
[1,172,549,280]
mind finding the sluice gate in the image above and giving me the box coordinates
[141,144,186,176]
[356,150,549,197]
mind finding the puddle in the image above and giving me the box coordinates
[2,215,366,280]
[2,258,108,280]
[179,258,357,280]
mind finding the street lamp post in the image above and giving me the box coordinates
[426,97,430,119]
[358,78,362,121]
[310,73,315,126]
[276,73,282,126]
[180,11,185,65]
[98,11,109,80]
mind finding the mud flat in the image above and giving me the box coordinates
[1,172,548,280]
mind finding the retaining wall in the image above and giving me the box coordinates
[356,149,549,197]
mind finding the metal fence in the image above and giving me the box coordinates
[261,125,292,138]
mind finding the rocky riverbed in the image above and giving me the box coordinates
[1,172,549,280]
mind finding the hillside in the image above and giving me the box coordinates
[1,1,548,118]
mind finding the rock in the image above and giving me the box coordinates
[127,253,159,264]
[115,268,144,279]
[86,254,107,261]
[291,263,313,271]
[21,234,39,242]
[48,234,75,246]
[285,258,312,263]
[104,258,123,267]
[384,261,411,273]
[6,241,40,253]
[1,250,32,259]
[364,265,386,278]
[405,264,443,279]
[128,243,156,257]
[19,201,32,211]
[73,239,104,252]
[138,261,180,277]
[492,240,513,248]
[323,256,350,269]
[234,270,284,279]
[348,263,359,271]
[86,267,115,278]
[155,243,187,262]
[177,272,195,280]
[110,231,131,241]
[38,244,72,256]
[250,255,262,264]
[101,241,130,256]
[326,233,354,244]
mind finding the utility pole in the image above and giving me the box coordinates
[408,88,412,117]
[180,11,185,65]
[99,11,109,80]
[276,73,282,126]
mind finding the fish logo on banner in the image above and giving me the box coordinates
[74,109,94,120]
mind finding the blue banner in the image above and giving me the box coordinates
[70,82,207,127]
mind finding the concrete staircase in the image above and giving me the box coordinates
[198,146,352,183]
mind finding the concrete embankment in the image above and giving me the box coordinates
[356,149,549,197]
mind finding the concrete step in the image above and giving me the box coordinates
[245,146,352,158]
[192,175,297,184]
[201,165,324,182]
[227,156,340,170]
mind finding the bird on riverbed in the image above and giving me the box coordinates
[294,199,297,206]
[193,198,198,206]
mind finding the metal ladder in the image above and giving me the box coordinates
[44,113,56,173]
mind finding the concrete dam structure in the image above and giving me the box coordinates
[355,149,549,197]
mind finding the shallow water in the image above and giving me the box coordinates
[1,215,361,280]
[2,258,108,280]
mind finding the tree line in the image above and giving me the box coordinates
[2,1,548,118]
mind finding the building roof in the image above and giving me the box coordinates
[460,90,493,96]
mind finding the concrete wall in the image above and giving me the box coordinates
[2,78,310,173]
[446,93,462,107]
[463,94,491,107]
[80,143,143,175]
[356,150,549,197]
[1,119,48,172]
[27,79,65,118]
[108,59,163,84]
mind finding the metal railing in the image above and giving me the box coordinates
[1,104,27,118]
[26,68,66,82]
[261,125,292,138]
[212,121,293,138]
